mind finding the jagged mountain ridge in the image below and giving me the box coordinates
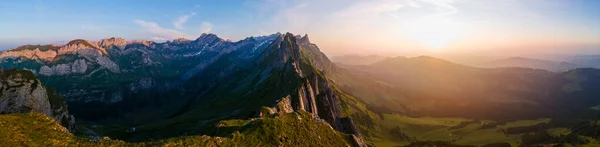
[0,33,281,124]
[136,33,364,142]
[483,56,582,72]
[0,33,368,146]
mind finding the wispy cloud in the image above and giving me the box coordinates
[151,37,168,41]
[173,12,196,30]
[134,19,193,40]
[200,22,212,33]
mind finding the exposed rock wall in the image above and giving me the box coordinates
[98,37,127,50]
[259,33,365,147]
[58,40,108,55]
[0,68,75,131]
[0,70,53,116]
[260,96,294,117]
[0,48,57,61]
[39,59,88,76]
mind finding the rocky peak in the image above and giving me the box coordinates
[130,40,154,47]
[59,39,108,55]
[98,37,127,49]
[195,33,223,43]
[300,34,310,44]
[294,34,311,46]
[173,38,191,43]
[257,33,304,70]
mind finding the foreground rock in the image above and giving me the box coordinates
[0,68,75,131]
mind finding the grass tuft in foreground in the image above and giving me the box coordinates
[0,112,358,146]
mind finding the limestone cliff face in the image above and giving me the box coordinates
[0,39,109,61]
[130,40,154,48]
[258,33,365,147]
[0,68,75,131]
[39,59,88,76]
[259,96,294,117]
[0,39,120,76]
[58,39,108,56]
[98,37,127,50]
[0,48,57,61]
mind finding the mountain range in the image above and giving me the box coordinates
[481,56,582,72]
[1,33,599,146]
[331,54,390,65]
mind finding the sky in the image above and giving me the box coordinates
[0,0,599,57]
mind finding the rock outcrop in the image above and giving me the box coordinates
[98,37,127,49]
[59,39,108,55]
[260,96,294,117]
[130,40,154,48]
[0,68,75,131]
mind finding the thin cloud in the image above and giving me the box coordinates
[200,22,212,33]
[134,19,193,40]
[173,12,197,30]
[151,37,169,41]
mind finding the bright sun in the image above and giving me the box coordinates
[403,17,466,49]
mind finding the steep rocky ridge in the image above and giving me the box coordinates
[0,68,75,131]
[59,39,108,56]
[159,33,366,146]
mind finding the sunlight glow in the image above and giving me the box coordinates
[403,17,467,50]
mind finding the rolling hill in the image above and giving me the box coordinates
[482,56,581,72]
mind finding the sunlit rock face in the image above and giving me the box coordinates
[0,48,57,61]
[58,39,108,56]
[98,37,127,50]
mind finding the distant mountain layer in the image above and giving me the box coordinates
[333,56,600,120]
[331,54,389,65]
[569,55,600,68]
[482,56,581,72]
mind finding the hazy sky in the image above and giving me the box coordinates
[1,0,599,56]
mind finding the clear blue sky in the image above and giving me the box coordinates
[1,0,599,56]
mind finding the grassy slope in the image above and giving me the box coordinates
[352,108,600,147]
[327,57,600,146]
[1,112,356,146]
